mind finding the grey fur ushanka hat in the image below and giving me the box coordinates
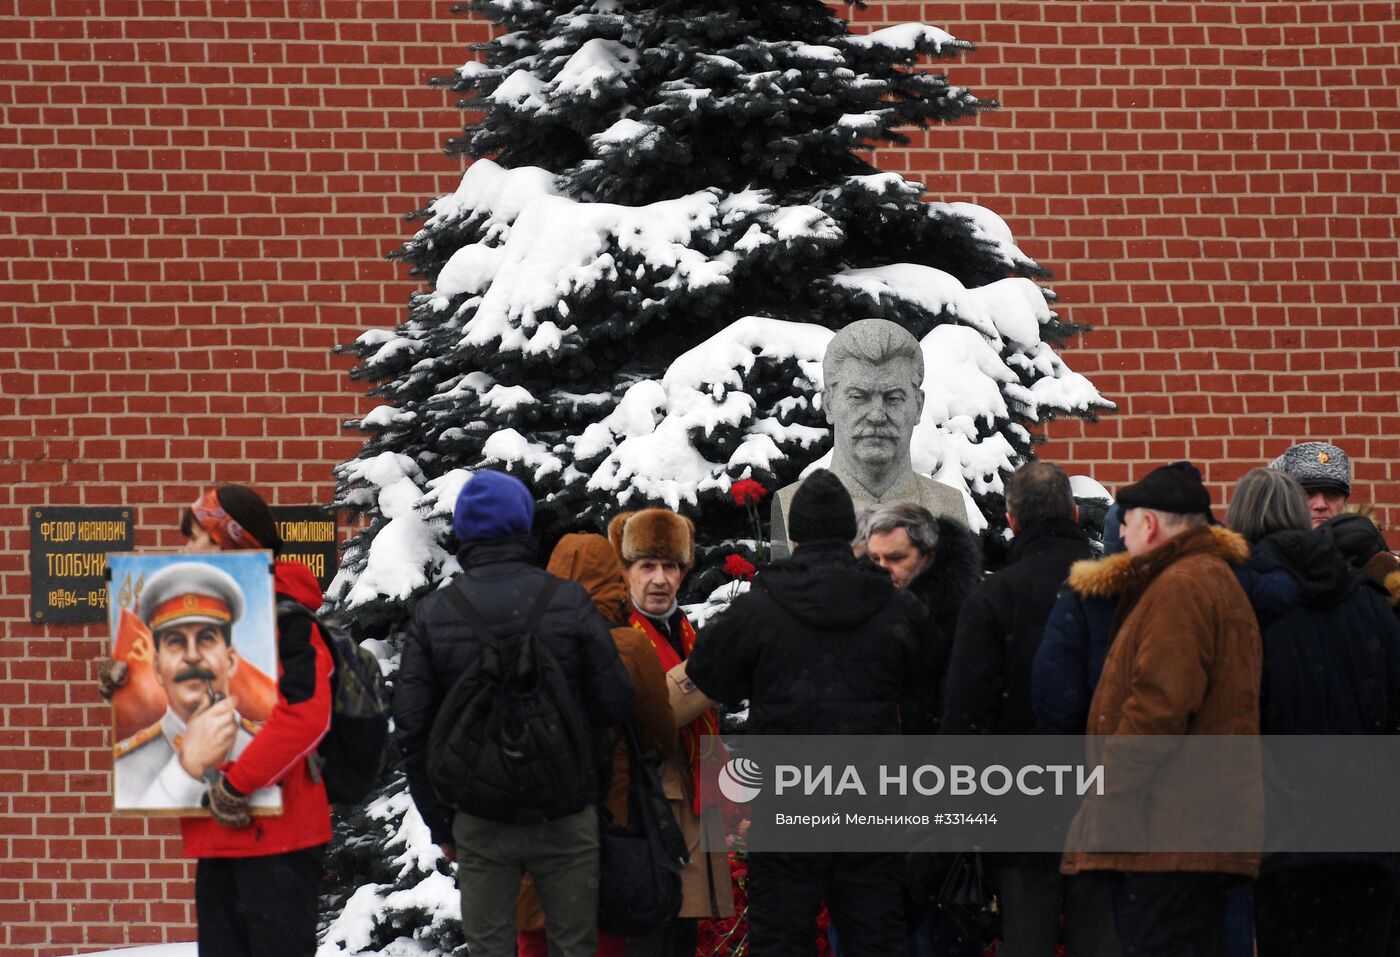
[1269,441,1351,495]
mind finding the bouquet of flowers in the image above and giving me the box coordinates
[719,479,770,601]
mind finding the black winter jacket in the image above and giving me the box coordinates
[1254,529,1400,736]
[941,518,1093,734]
[393,536,634,841]
[904,516,983,731]
[687,540,930,735]
[1251,529,1400,874]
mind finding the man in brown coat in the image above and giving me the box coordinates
[1060,462,1263,957]
[608,508,736,957]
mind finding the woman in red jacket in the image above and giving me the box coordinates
[103,485,334,957]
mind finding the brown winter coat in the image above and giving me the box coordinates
[660,721,736,919]
[517,534,677,932]
[639,598,736,920]
[1060,524,1263,878]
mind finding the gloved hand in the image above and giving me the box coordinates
[95,658,128,701]
[205,774,252,829]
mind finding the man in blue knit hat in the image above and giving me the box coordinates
[394,469,633,957]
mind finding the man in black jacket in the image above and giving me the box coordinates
[688,469,929,957]
[855,501,982,732]
[941,461,1093,957]
[394,470,633,957]
[1235,501,1400,955]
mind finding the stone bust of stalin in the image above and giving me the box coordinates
[770,318,967,553]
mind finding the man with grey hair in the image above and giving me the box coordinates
[856,502,941,588]
[855,500,982,732]
[771,318,968,553]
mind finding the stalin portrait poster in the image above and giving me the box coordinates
[106,551,282,816]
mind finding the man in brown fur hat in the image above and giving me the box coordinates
[607,509,735,956]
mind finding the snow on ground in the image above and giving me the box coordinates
[71,939,437,957]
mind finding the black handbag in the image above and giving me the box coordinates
[935,850,1001,946]
[597,718,690,935]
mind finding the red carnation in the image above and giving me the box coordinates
[730,478,768,506]
[723,554,757,580]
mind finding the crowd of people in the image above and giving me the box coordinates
[395,437,1400,957]
[98,435,1400,957]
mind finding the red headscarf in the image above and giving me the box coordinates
[190,489,266,550]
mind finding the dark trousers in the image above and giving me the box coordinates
[1255,863,1399,957]
[1111,872,1242,957]
[748,851,907,957]
[195,846,324,957]
[904,909,981,957]
[453,807,600,957]
[1223,886,1253,957]
[990,853,1063,957]
[625,916,697,957]
[1064,872,1122,957]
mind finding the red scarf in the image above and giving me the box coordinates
[630,607,722,815]
[190,489,265,550]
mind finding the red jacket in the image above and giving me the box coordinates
[181,560,333,858]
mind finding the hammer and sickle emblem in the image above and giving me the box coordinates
[1318,452,1330,464]
[183,595,198,609]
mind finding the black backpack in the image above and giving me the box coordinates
[426,578,597,823]
[277,601,390,805]
[598,719,689,935]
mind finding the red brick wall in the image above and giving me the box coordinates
[876,2,1400,513]
[1,1,1396,953]
[1,2,480,952]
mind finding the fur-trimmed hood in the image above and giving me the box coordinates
[907,516,983,625]
[1067,524,1250,599]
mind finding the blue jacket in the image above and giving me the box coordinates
[1032,525,1299,733]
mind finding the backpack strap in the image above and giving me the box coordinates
[444,576,562,644]
[276,598,329,783]
[277,598,311,624]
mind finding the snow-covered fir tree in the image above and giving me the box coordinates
[318,2,1111,953]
